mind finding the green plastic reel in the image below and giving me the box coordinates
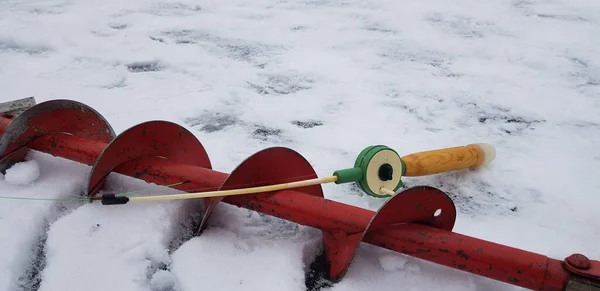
[332,145,406,198]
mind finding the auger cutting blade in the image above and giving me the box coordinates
[0,99,115,173]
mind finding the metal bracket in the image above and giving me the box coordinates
[564,254,600,291]
[0,97,36,116]
[565,279,600,291]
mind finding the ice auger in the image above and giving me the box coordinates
[0,97,598,291]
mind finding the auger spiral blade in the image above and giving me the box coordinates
[322,186,457,281]
[86,120,212,196]
[0,99,115,174]
[198,147,325,235]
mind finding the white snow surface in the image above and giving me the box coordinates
[1,0,600,290]
[4,160,40,186]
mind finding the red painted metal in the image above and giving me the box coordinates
[0,148,28,174]
[87,120,212,195]
[0,99,114,160]
[0,108,598,290]
[30,135,110,166]
[564,254,600,282]
[16,133,228,191]
[0,114,11,135]
[323,186,456,281]
[567,254,591,270]
[0,100,114,175]
[367,223,569,291]
[199,147,324,235]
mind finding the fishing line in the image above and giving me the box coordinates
[0,196,90,202]
[0,180,192,203]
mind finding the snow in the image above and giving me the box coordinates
[149,270,179,291]
[1,0,599,290]
[171,227,307,291]
[378,253,408,272]
[4,160,40,185]
[327,246,479,291]
[0,153,89,291]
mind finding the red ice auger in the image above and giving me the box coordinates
[0,97,598,291]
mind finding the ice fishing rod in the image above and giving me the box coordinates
[93,143,496,204]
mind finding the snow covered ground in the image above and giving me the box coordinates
[1,0,599,290]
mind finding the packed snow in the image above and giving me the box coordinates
[3,160,40,186]
[1,0,599,290]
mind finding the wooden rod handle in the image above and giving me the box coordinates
[401,143,495,177]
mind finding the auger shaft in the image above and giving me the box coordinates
[14,133,228,190]
[225,191,571,290]
[0,113,596,291]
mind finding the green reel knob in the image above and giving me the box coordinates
[332,145,406,198]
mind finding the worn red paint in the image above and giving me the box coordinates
[567,254,591,270]
[86,121,212,195]
[0,114,598,290]
[0,115,11,135]
[29,134,229,191]
[0,102,114,160]
[564,254,600,283]
[366,224,569,290]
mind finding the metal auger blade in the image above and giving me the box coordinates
[86,120,212,196]
[0,99,115,173]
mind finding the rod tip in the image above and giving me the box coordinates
[101,194,129,205]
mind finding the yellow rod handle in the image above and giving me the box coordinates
[128,176,339,203]
[401,143,495,177]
